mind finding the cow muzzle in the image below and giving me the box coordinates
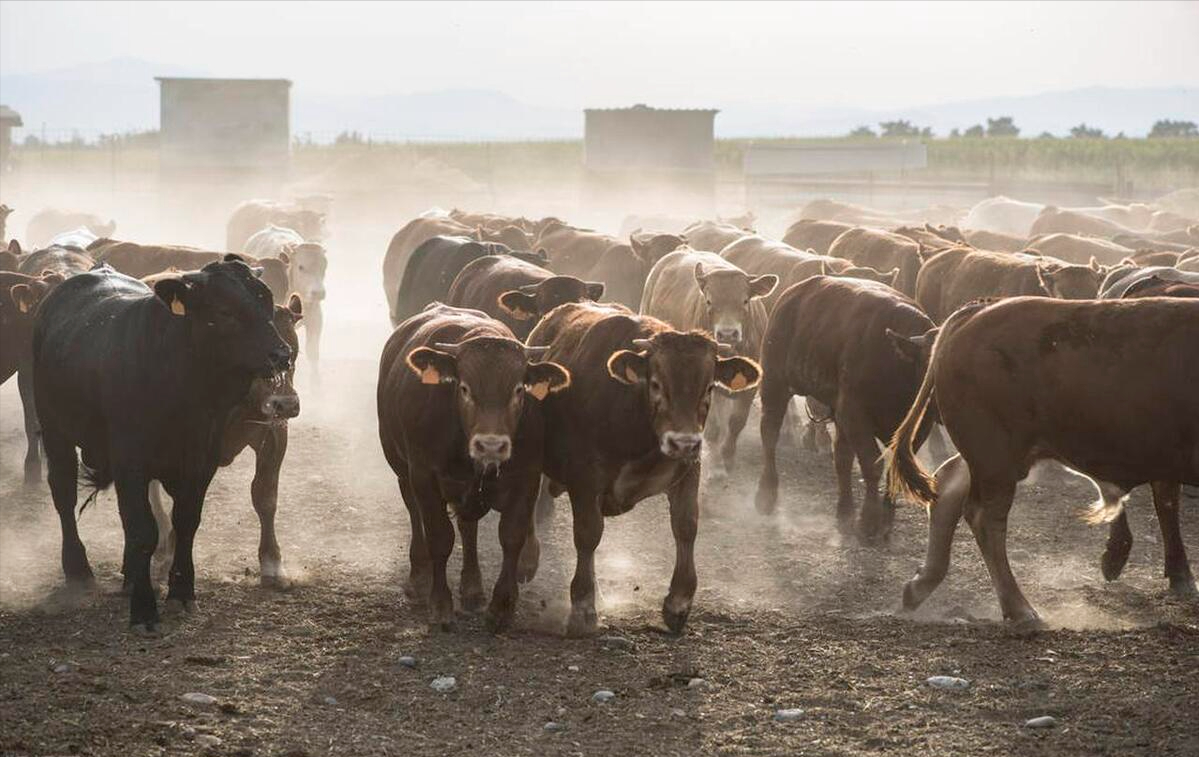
[470,434,512,472]
[661,431,702,460]
[261,393,301,420]
[714,324,743,345]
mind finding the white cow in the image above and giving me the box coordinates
[48,226,101,250]
[961,196,1045,237]
[245,224,329,363]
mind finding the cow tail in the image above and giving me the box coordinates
[885,349,937,508]
[79,462,113,514]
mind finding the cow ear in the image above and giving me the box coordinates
[7,239,20,254]
[819,259,830,276]
[585,281,605,300]
[693,262,709,289]
[153,277,192,316]
[524,360,571,400]
[714,355,761,393]
[498,290,538,320]
[884,268,901,288]
[406,346,458,385]
[749,274,779,299]
[286,293,304,321]
[278,248,291,265]
[607,349,648,385]
[9,283,44,314]
[1088,256,1102,272]
[886,328,925,363]
[1035,265,1058,295]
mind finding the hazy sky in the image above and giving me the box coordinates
[2,0,1197,109]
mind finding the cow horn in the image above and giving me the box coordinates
[431,342,463,355]
[631,338,653,352]
[524,345,550,361]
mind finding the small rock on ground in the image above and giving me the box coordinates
[180,692,219,706]
[431,676,456,693]
[398,656,417,669]
[926,675,971,690]
[592,689,616,704]
[1025,715,1058,729]
[774,708,804,722]
[544,721,567,732]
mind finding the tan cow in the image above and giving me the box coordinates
[1028,207,1138,238]
[682,220,754,254]
[640,248,777,473]
[827,227,923,296]
[780,219,856,255]
[962,228,1027,253]
[1024,233,1135,266]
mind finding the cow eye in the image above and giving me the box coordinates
[514,384,525,396]
[649,378,662,393]
[459,384,471,398]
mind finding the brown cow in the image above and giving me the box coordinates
[447,254,604,340]
[780,219,856,255]
[888,297,1199,623]
[892,223,967,250]
[537,225,684,309]
[962,228,1027,253]
[382,216,475,323]
[149,294,304,587]
[827,227,924,296]
[640,248,777,473]
[1,271,63,383]
[1027,207,1137,238]
[377,304,570,631]
[756,276,936,542]
[226,200,325,253]
[914,247,1105,324]
[527,302,760,635]
[16,245,95,484]
[92,240,291,305]
[1025,233,1135,266]
[683,220,753,254]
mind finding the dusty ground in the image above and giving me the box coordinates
[2,225,1198,757]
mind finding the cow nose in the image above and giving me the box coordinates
[661,431,702,459]
[470,434,511,462]
[268,345,291,371]
[263,394,301,419]
[715,326,742,344]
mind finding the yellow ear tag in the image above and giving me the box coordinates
[528,382,550,401]
[170,297,186,316]
[419,366,442,385]
[17,299,29,314]
[728,373,748,391]
[512,307,535,321]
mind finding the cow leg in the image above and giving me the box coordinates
[846,417,892,544]
[832,422,857,534]
[251,429,287,588]
[18,362,42,486]
[754,378,791,515]
[533,475,556,528]
[965,479,1039,624]
[305,301,323,365]
[566,485,604,637]
[457,516,486,612]
[164,477,212,616]
[663,464,700,635]
[397,473,431,603]
[903,454,968,612]
[113,471,160,633]
[1101,511,1133,582]
[517,511,541,584]
[44,430,91,583]
[1151,480,1196,594]
[411,469,454,630]
[719,390,754,473]
[486,492,535,633]
[148,481,176,580]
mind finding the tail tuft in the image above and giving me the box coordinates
[78,463,113,514]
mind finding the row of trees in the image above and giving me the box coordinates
[848,118,1197,140]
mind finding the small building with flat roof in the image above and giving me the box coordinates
[0,104,23,171]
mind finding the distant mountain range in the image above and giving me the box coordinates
[1,57,1195,141]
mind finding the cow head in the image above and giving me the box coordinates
[6,271,62,317]
[406,337,570,472]
[498,276,604,322]
[245,294,304,421]
[630,232,686,268]
[250,255,291,304]
[1036,258,1107,299]
[153,255,291,380]
[287,210,326,242]
[693,263,776,346]
[279,242,328,304]
[607,330,760,460]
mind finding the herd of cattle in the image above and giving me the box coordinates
[0,190,1196,636]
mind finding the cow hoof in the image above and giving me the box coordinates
[1100,545,1131,582]
[565,609,599,638]
[1169,577,1198,596]
[404,574,431,604]
[130,622,161,637]
[901,578,927,612]
[1006,613,1046,632]
[164,598,197,615]
[460,588,487,613]
[260,573,294,592]
[661,605,691,635]
[484,607,514,634]
[753,486,777,515]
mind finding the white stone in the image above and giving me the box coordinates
[592,689,616,704]
[1025,715,1058,729]
[926,675,970,690]
[180,692,219,706]
[431,676,456,693]
[774,708,804,722]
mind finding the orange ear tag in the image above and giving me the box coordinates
[171,297,186,316]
